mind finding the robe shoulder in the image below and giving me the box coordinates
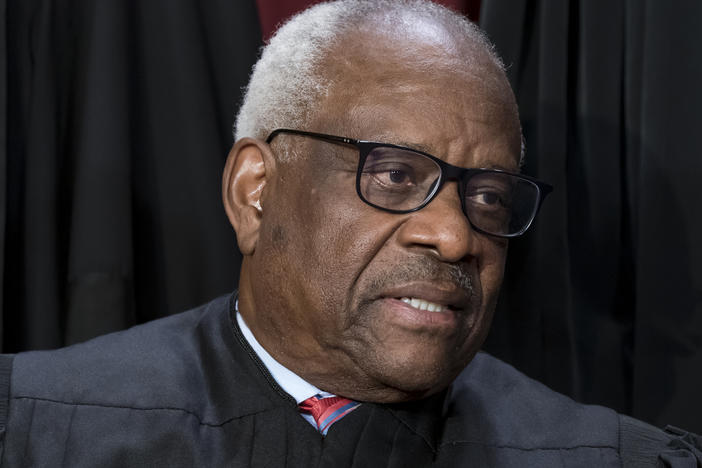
[444,352,702,467]
[447,352,620,449]
[7,294,271,424]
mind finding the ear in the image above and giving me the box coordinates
[222,137,272,255]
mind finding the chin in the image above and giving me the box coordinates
[369,373,455,403]
[362,346,476,403]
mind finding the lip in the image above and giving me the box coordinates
[378,281,474,311]
[375,297,459,331]
[370,281,476,332]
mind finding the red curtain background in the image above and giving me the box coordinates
[256,0,482,40]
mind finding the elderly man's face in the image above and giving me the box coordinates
[239,34,521,402]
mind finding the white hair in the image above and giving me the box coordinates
[234,0,509,155]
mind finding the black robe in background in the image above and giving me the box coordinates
[0,294,699,467]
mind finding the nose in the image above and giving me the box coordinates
[395,182,478,262]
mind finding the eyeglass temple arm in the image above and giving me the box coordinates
[266,128,360,146]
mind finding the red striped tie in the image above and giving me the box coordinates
[299,395,361,436]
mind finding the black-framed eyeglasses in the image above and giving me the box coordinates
[266,129,553,238]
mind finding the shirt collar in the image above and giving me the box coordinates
[236,308,332,404]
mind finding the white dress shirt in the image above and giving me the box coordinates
[236,310,333,427]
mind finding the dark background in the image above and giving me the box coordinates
[2,0,701,433]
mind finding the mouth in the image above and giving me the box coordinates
[379,281,473,313]
[375,297,460,332]
[398,297,452,313]
[367,282,476,332]
[357,256,478,327]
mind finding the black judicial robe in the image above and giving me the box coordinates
[0,294,699,467]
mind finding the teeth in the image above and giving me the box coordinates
[400,297,445,312]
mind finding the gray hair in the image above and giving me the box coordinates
[234,0,512,157]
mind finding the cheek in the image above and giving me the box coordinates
[301,200,389,308]
[268,170,388,312]
[476,237,508,305]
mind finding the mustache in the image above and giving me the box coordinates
[363,258,475,298]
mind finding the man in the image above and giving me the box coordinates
[0,1,699,466]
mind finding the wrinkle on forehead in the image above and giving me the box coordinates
[314,27,517,123]
[317,81,520,156]
[326,14,505,84]
[304,21,521,168]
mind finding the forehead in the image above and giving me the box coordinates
[311,32,522,170]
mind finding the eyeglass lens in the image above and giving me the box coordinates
[359,147,442,211]
[358,146,540,236]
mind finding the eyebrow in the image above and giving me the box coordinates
[483,163,520,172]
[393,141,436,154]
[369,136,436,155]
[371,137,520,173]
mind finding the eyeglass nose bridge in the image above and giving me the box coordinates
[417,169,461,212]
[418,161,480,223]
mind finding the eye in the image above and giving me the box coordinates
[474,191,501,205]
[365,162,417,189]
[388,169,411,184]
[359,147,442,208]
[467,187,511,210]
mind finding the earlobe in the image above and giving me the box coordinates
[222,138,270,255]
